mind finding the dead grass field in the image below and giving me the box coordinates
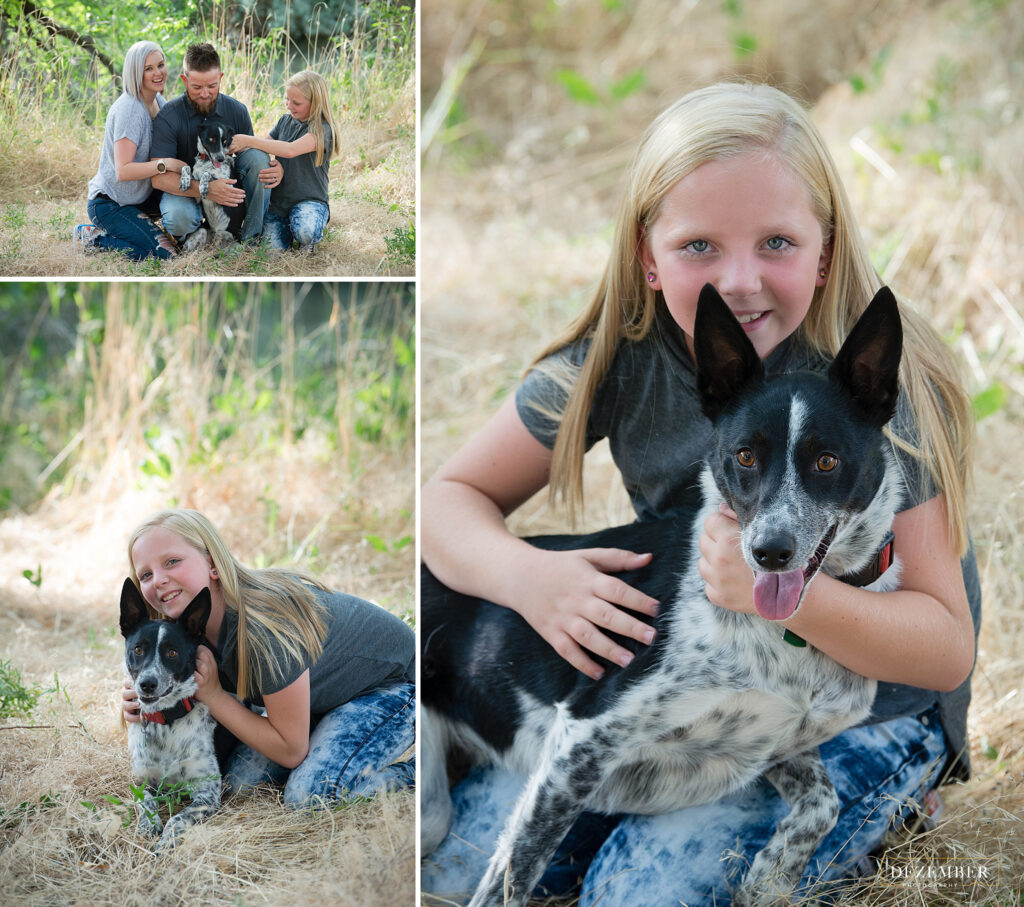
[0,294,416,905]
[420,0,1023,902]
[0,75,415,278]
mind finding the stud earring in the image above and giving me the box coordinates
[819,267,828,279]
[647,271,657,283]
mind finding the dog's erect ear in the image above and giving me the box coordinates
[180,587,213,641]
[119,578,149,638]
[223,125,235,144]
[694,283,765,422]
[829,286,903,427]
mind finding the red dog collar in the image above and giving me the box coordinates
[141,696,196,725]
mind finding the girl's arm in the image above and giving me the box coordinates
[229,132,316,159]
[422,396,661,681]
[699,494,974,690]
[113,137,186,182]
[193,647,311,768]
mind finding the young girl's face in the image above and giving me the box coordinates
[132,526,219,619]
[285,85,312,122]
[641,151,830,360]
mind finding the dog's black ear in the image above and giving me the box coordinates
[694,283,764,422]
[180,587,213,641]
[829,286,903,427]
[119,578,149,638]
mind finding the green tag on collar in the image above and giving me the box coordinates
[782,628,807,647]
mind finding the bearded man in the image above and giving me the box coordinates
[150,43,283,245]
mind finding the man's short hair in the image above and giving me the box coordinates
[183,43,221,74]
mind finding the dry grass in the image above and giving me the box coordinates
[0,288,415,905]
[420,0,1024,902]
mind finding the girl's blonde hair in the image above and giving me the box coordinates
[128,509,329,700]
[286,70,341,166]
[540,81,974,554]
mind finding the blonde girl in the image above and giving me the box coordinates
[230,70,341,252]
[421,82,980,904]
[122,509,415,806]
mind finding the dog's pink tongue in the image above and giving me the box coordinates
[753,570,805,621]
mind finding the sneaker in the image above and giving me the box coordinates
[72,223,104,253]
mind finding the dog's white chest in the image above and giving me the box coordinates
[128,706,218,784]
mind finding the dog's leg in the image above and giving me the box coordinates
[420,708,455,856]
[179,166,192,192]
[202,195,234,246]
[471,724,606,907]
[136,785,164,838]
[736,748,839,907]
[155,775,222,854]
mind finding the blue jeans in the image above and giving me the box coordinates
[263,200,330,250]
[224,682,415,807]
[422,709,947,905]
[87,194,175,261]
[160,148,271,243]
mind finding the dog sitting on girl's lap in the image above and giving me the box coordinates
[121,508,415,841]
[420,81,981,907]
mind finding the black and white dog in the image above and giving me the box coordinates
[178,118,236,251]
[421,284,904,906]
[120,578,222,852]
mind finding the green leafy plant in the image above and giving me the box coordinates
[0,659,48,719]
[22,564,42,588]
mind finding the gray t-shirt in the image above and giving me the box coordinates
[267,114,332,216]
[516,299,982,780]
[216,586,414,716]
[87,92,165,206]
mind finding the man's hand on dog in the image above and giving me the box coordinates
[205,178,247,207]
[699,503,755,614]
[510,546,660,681]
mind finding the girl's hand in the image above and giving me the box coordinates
[259,159,283,188]
[511,547,660,681]
[122,678,142,724]
[229,134,253,153]
[193,645,224,704]
[699,503,755,614]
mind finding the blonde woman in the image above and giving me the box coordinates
[122,509,415,805]
[420,82,980,903]
[81,41,185,259]
[230,70,342,252]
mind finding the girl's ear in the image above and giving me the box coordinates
[638,232,661,290]
[815,242,833,287]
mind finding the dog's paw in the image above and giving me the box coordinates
[179,166,192,192]
[137,810,163,838]
[183,227,210,252]
[212,231,235,248]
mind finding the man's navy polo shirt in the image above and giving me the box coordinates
[150,93,254,163]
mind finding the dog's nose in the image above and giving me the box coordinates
[753,536,796,571]
[138,678,158,696]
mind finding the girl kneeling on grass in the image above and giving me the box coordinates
[229,70,341,254]
[82,41,184,260]
[420,82,981,904]
[121,509,415,805]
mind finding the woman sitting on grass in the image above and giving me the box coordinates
[81,41,185,260]
[229,70,341,254]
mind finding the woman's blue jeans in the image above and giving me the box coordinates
[224,682,415,807]
[422,708,948,906]
[87,194,175,261]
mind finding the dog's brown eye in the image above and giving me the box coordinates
[816,454,839,472]
[133,645,144,655]
[166,648,178,659]
[736,449,756,468]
